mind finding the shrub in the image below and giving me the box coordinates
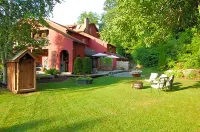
[164,70,176,77]
[132,46,159,67]
[76,76,92,80]
[83,57,92,74]
[44,68,60,75]
[174,71,184,78]
[100,57,112,66]
[186,72,198,79]
[74,57,83,75]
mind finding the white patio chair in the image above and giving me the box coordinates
[145,73,158,83]
[151,77,168,89]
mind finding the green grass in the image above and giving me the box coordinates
[0,77,200,132]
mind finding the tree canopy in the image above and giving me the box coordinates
[100,0,200,69]
[0,0,61,83]
[77,11,99,25]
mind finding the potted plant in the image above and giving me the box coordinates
[129,69,142,77]
[76,76,93,84]
[86,77,93,84]
[120,66,125,70]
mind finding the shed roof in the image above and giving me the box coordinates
[7,50,39,62]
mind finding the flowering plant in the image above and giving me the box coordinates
[129,69,142,74]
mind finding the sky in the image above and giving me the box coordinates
[51,0,105,25]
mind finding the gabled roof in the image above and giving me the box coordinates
[66,23,99,33]
[44,20,87,45]
[7,50,39,62]
[79,32,116,47]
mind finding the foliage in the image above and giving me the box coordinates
[76,76,92,80]
[0,0,61,83]
[83,57,92,74]
[100,0,200,70]
[101,0,199,49]
[174,71,184,78]
[73,57,83,75]
[77,11,99,25]
[132,46,159,67]
[119,66,124,70]
[129,69,142,74]
[44,68,60,75]
[186,72,197,79]
[100,57,112,66]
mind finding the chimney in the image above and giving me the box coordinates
[84,18,89,33]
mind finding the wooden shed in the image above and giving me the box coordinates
[7,50,38,94]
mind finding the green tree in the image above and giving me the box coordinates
[101,0,199,52]
[77,11,99,25]
[83,57,92,74]
[0,0,61,83]
[74,57,83,75]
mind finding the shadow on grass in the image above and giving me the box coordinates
[0,88,8,95]
[0,117,104,132]
[37,77,124,93]
[48,117,104,131]
[0,119,52,132]
[167,81,200,92]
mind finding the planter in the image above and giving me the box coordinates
[132,81,143,89]
[87,79,93,84]
[76,79,93,84]
[132,73,141,77]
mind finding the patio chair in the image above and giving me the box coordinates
[166,75,175,90]
[145,73,158,83]
[150,76,168,91]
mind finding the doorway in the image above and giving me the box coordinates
[19,55,34,90]
[60,50,69,72]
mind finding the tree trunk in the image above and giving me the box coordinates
[2,63,7,84]
[1,52,7,84]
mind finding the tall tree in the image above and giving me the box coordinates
[0,0,61,84]
[77,11,99,25]
[100,0,200,52]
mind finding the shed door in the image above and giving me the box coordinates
[19,59,34,90]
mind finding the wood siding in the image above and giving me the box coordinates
[7,63,16,92]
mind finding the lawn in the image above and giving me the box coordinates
[0,76,199,132]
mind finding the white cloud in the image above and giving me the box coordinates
[51,0,105,25]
